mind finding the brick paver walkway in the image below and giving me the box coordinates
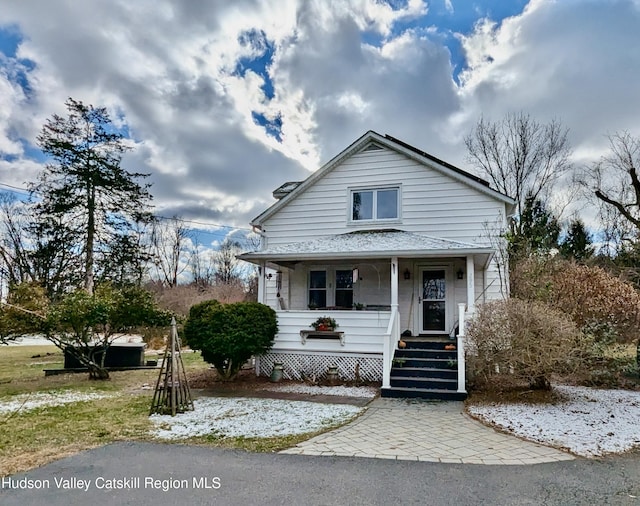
[281,398,574,465]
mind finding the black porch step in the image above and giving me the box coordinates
[381,386,467,401]
[391,366,457,380]
[394,357,456,369]
[395,348,457,360]
[387,337,463,400]
[390,376,458,390]
[402,339,456,350]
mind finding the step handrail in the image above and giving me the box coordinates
[457,303,467,394]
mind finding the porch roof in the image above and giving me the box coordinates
[239,230,494,264]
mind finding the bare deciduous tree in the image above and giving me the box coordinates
[189,238,214,288]
[465,112,573,236]
[150,216,190,287]
[0,193,33,291]
[213,239,243,286]
[589,132,640,239]
[0,193,81,299]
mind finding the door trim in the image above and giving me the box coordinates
[414,263,454,335]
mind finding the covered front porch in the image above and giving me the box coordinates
[239,230,496,393]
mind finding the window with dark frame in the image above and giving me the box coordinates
[335,269,354,308]
[308,270,326,308]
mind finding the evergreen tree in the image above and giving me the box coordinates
[508,193,560,258]
[560,219,594,261]
[31,98,153,294]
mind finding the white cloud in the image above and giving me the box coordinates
[458,0,640,149]
[0,0,638,236]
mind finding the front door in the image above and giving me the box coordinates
[419,268,447,334]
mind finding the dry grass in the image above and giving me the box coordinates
[3,444,102,476]
[149,283,247,318]
[466,377,566,406]
[0,346,64,385]
[0,394,153,475]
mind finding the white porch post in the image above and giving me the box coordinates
[466,255,475,314]
[390,257,399,310]
[257,261,266,304]
[383,257,399,389]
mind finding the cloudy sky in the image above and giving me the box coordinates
[0,0,639,244]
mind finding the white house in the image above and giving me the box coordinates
[239,131,515,399]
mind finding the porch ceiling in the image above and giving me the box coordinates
[238,230,494,264]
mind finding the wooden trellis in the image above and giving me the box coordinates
[150,317,194,416]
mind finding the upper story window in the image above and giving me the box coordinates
[351,187,400,221]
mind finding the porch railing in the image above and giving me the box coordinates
[382,307,399,389]
[457,303,467,394]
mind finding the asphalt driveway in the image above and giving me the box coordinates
[1,442,639,505]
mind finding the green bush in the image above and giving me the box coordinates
[0,282,49,343]
[184,300,278,380]
[46,284,171,379]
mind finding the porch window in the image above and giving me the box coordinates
[308,270,327,308]
[351,187,399,221]
[335,269,354,308]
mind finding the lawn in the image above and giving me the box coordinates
[0,345,365,476]
[0,345,172,475]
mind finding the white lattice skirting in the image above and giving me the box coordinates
[258,352,382,382]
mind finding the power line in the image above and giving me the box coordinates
[0,182,30,195]
[0,180,253,232]
[155,215,252,232]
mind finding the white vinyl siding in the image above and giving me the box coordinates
[261,147,507,246]
[271,310,390,354]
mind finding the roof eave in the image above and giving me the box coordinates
[239,247,495,263]
[250,130,382,226]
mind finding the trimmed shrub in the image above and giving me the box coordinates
[466,298,585,390]
[184,300,278,380]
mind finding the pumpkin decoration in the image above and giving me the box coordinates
[398,339,407,349]
[444,343,456,350]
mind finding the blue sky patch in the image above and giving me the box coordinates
[235,29,276,100]
[251,111,282,142]
[0,25,36,97]
[376,0,530,84]
[0,25,22,58]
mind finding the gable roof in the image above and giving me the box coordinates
[251,130,515,227]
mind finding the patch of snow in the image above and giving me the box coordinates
[6,333,144,346]
[468,385,640,457]
[259,383,377,399]
[0,390,117,415]
[5,335,53,346]
[150,397,364,440]
[243,230,487,258]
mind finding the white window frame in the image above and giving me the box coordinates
[348,185,401,224]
